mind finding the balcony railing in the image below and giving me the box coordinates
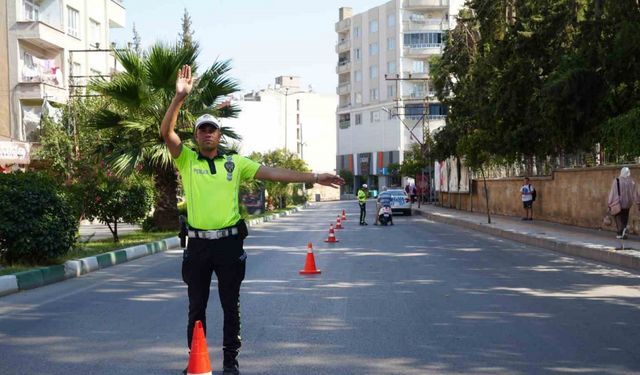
[336,61,351,74]
[405,114,446,120]
[403,44,443,57]
[403,20,449,31]
[339,120,351,129]
[335,18,351,32]
[335,39,351,53]
[337,83,351,95]
[403,0,449,8]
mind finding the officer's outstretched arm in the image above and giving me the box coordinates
[255,166,345,188]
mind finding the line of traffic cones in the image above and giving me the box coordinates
[299,208,350,276]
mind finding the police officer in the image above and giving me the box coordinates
[161,65,344,375]
[357,184,368,225]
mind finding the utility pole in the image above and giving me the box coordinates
[384,73,435,204]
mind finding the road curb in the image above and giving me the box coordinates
[0,205,307,297]
[413,208,640,271]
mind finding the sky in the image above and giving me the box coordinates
[111,0,382,95]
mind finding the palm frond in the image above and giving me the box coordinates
[89,108,126,130]
[191,60,239,109]
[90,74,147,109]
[145,43,198,96]
[114,49,145,79]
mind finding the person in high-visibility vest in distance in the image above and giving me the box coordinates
[357,184,368,225]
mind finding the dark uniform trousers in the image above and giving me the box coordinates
[182,234,246,363]
[359,202,366,224]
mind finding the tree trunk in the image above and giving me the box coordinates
[481,167,491,224]
[153,164,180,231]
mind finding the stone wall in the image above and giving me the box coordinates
[439,165,640,234]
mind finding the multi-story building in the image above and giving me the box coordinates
[224,76,339,201]
[0,0,125,168]
[335,0,463,192]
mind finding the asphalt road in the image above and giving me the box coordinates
[1,201,639,375]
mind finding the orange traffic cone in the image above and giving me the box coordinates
[342,209,347,221]
[335,216,343,229]
[299,243,321,275]
[324,224,339,243]
[187,321,212,375]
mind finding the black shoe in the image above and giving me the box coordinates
[363,222,368,225]
[182,367,187,375]
[223,364,240,374]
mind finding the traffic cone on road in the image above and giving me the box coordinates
[187,321,212,375]
[324,224,339,243]
[342,209,347,221]
[299,243,321,275]
[335,216,343,229]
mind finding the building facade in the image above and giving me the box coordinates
[224,76,339,201]
[335,0,463,192]
[0,0,125,167]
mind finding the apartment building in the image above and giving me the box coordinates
[335,0,463,191]
[224,76,339,201]
[0,0,125,167]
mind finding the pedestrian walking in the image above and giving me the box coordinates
[358,184,368,225]
[607,167,639,239]
[161,65,344,375]
[520,177,535,221]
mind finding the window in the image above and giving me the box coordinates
[369,42,379,56]
[353,26,360,38]
[387,85,396,99]
[413,60,426,73]
[354,70,362,82]
[23,0,39,21]
[387,14,396,27]
[387,61,397,74]
[355,113,362,125]
[296,99,300,111]
[387,37,396,51]
[369,19,378,33]
[72,61,82,75]
[370,110,380,122]
[370,88,379,101]
[355,92,362,104]
[296,113,300,125]
[90,19,101,47]
[354,48,361,61]
[369,65,378,79]
[404,32,443,48]
[67,7,80,38]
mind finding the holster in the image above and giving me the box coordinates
[237,219,249,240]
[178,215,188,247]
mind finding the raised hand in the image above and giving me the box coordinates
[176,64,193,99]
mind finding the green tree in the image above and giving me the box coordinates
[249,149,310,208]
[89,42,240,230]
[179,8,198,51]
[85,174,154,242]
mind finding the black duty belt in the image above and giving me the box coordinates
[188,227,239,240]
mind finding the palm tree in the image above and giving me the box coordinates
[89,42,240,230]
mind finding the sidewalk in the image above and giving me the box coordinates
[412,203,640,271]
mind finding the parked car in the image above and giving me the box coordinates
[378,189,412,215]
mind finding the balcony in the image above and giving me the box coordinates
[337,83,351,95]
[402,71,429,79]
[15,21,65,51]
[108,0,126,28]
[403,0,449,9]
[335,18,351,32]
[335,39,351,53]
[15,82,68,103]
[402,91,437,101]
[403,19,449,32]
[339,120,351,129]
[403,44,443,57]
[336,61,351,74]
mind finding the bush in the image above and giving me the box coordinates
[0,172,78,265]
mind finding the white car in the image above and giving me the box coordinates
[378,189,412,215]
